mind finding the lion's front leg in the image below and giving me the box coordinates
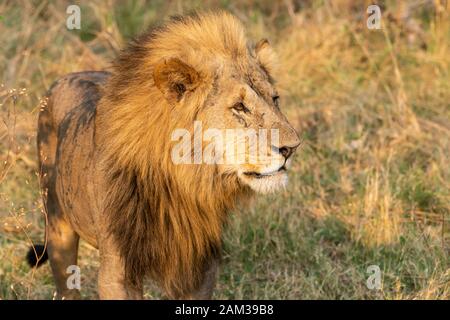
[180,259,219,300]
[97,239,143,300]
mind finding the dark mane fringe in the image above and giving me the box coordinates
[106,166,210,297]
[104,161,244,297]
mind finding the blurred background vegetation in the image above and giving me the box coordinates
[0,0,449,299]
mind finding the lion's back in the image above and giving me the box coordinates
[38,71,110,246]
[42,71,110,127]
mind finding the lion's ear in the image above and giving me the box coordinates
[153,58,200,105]
[255,39,278,77]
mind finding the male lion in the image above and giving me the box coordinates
[28,12,300,299]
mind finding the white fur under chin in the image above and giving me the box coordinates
[240,172,288,194]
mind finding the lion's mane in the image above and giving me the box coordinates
[96,12,252,298]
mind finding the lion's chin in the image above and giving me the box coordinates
[238,171,288,194]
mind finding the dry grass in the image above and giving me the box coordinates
[0,0,449,299]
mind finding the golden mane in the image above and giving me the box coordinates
[96,12,253,297]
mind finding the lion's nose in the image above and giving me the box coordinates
[278,142,300,160]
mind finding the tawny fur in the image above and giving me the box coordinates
[32,11,300,299]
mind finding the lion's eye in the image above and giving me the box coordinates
[272,95,280,107]
[232,102,249,113]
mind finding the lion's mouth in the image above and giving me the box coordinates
[243,166,286,179]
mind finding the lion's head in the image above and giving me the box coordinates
[101,12,299,195]
[97,11,300,297]
[152,13,300,194]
